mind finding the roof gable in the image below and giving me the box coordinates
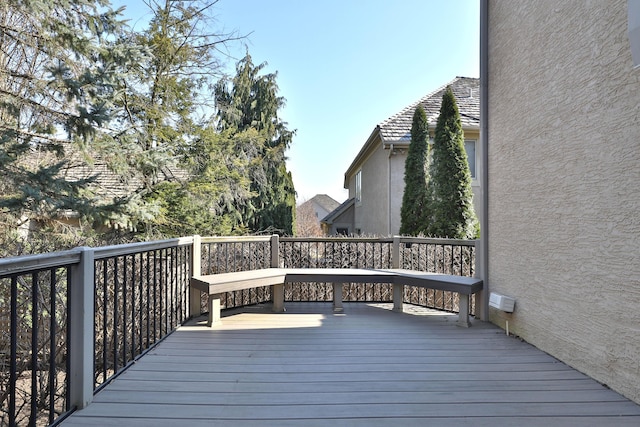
[305,194,340,213]
[378,76,479,141]
[321,198,355,224]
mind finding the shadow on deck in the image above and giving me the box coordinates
[62,303,640,426]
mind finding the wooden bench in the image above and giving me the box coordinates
[190,268,483,328]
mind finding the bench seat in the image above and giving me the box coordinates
[190,268,482,327]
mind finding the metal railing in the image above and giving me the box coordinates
[199,236,274,311]
[0,237,195,427]
[1,234,477,426]
[198,235,477,313]
[93,239,193,390]
[0,251,79,427]
[398,237,476,312]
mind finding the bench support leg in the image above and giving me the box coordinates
[393,284,404,312]
[189,286,202,319]
[207,294,221,327]
[457,294,471,327]
[272,284,285,312]
[333,283,343,312]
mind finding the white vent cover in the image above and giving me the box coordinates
[489,292,515,313]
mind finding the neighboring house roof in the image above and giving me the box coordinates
[305,194,340,213]
[62,156,189,200]
[379,76,479,141]
[344,76,479,186]
[321,198,355,224]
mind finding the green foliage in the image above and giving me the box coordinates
[214,53,296,235]
[97,0,238,231]
[150,127,259,236]
[0,0,136,223]
[399,106,431,236]
[427,87,479,239]
[0,0,299,242]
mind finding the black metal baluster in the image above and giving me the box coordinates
[102,259,108,384]
[171,247,176,329]
[49,269,56,424]
[30,272,39,426]
[123,255,128,366]
[9,276,17,427]
[146,251,151,349]
[153,250,158,343]
[177,247,183,323]
[159,249,165,336]
[113,257,119,374]
[65,268,72,410]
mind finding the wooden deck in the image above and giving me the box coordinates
[62,303,640,426]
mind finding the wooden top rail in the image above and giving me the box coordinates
[190,268,482,328]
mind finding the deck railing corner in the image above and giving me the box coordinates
[68,246,95,410]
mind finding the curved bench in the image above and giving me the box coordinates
[190,268,483,328]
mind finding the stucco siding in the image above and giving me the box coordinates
[487,0,640,403]
[356,145,389,235]
[388,150,406,235]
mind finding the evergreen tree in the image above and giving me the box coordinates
[0,0,136,225]
[427,87,479,239]
[152,127,258,237]
[399,106,431,236]
[102,0,243,232]
[214,53,296,235]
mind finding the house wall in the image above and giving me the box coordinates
[388,149,406,235]
[351,143,389,235]
[386,129,481,236]
[325,205,354,236]
[487,0,640,403]
[310,201,332,222]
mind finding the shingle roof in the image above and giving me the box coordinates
[61,155,189,200]
[307,194,340,213]
[321,198,355,224]
[378,77,479,141]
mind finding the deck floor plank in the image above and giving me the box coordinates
[62,302,640,427]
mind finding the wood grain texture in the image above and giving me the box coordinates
[62,303,640,426]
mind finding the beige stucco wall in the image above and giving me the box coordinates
[487,0,640,403]
[352,143,389,235]
[388,149,407,235]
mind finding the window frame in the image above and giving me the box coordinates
[464,139,477,180]
[355,169,362,205]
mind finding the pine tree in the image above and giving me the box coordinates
[214,53,296,235]
[427,87,479,239]
[399,106,431,236]
[0,0,136,225]
[102,0,242,232]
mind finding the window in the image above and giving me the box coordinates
[464,140,476,179]
[336,227,349,236]
[355,170,362,203]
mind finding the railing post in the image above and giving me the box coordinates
[191,235,202,276]
[392,236,403,312]
[270,234,279,268]
[473,239,487,320]
[392,236,400,269]
[269,235,284,309]
[68,247,95,410]
[189,235,202,318]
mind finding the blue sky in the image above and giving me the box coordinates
[115,0,480,203]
